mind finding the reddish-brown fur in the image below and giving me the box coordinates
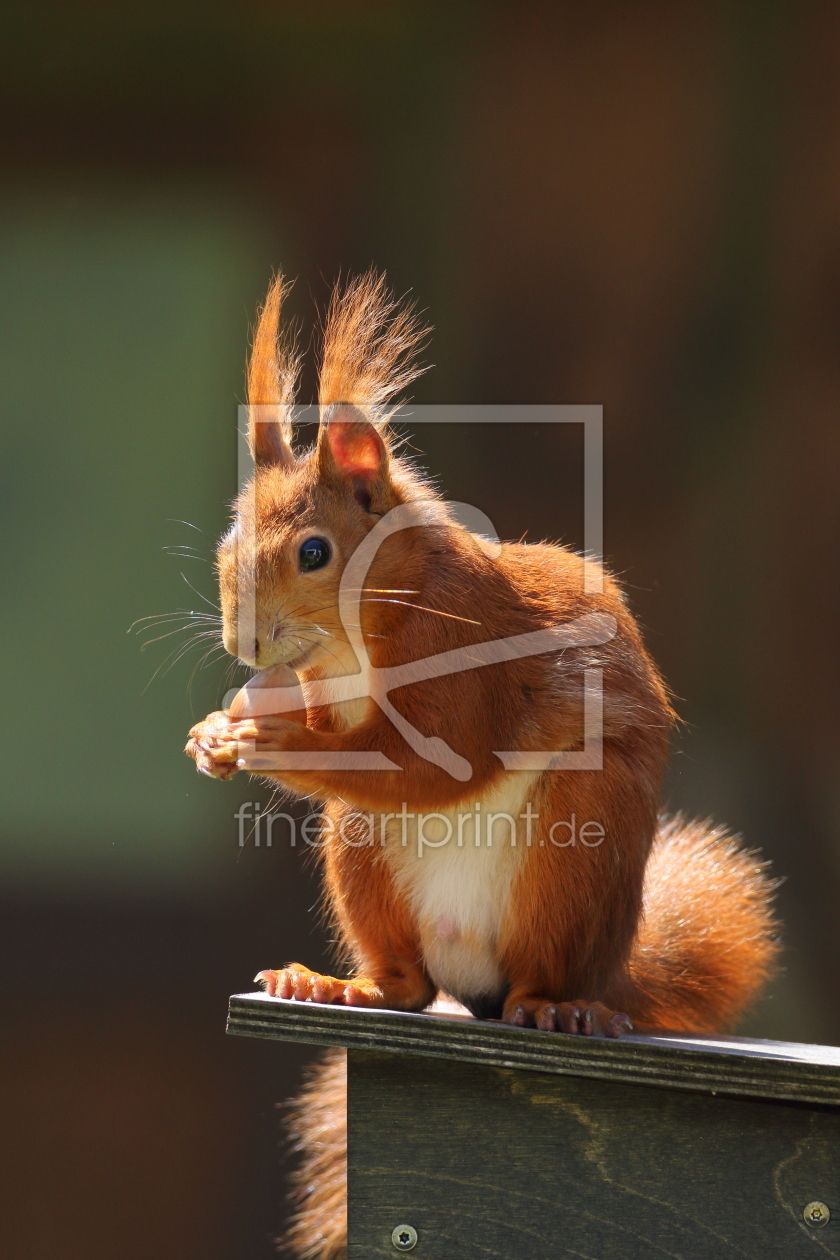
[185,273,780,1259]
[284,1049,347,1260]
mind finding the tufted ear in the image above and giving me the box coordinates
[317,403,390,512]
[247,274,298,468]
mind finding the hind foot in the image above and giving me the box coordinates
[504,996,633,1038]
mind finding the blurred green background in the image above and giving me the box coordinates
[3,3,840,1257]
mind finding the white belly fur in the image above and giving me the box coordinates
[382,772,539,1005]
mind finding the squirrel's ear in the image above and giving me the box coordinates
[247,274,298,468]
[317,404,389,511]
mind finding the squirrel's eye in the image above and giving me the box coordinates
[298,537,332,572]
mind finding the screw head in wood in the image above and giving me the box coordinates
[391,1223,418,1250]
[804,1201,830,1228]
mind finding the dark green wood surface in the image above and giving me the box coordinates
[227,992,840,1106]
[347,1050,840,1259]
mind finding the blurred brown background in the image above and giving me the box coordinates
[2,2,840,1257]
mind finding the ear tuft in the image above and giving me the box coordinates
[318,270,430,410]
[247,273,299,468]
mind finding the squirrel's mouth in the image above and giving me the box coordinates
[231,639,313,672]
[230,617,323,671]
[235,616,346,673]
[269,627,326,672]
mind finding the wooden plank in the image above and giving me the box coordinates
[227,992,840,1106]
[347,1050,840,1259]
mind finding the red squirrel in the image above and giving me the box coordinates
[186,272,779,1260]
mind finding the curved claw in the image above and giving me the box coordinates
[508,997,633,1038]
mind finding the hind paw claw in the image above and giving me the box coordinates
[506,997,632,1038]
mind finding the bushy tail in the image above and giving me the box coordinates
[283,816,780,1259]
[284,1048,347,1260]
[616,814,781,1032]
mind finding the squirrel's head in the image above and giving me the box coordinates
[217,272,434,671]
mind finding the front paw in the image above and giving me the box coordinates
[504,997,633,1038]
[256,963,385,1007]
[225,715,304,771]
[185,712,301,779]
[185,711,240,780]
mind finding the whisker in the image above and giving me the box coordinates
[160,635,218,677]
[128,611,221,633]
[186,644,230,707]
[295,632,357,672]
[142,640,197,693]
[223,656,252,691]
[358,598,481,625]
[164,550,210,563]
[141,625,224,691]
[167,519,208,535]
[139,625,221,650]
[136,618,220,637]
[306,616,391,642]
[180,571,221,610]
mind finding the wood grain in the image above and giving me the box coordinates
[347,1050,840,1259]
[227,992,840,1106]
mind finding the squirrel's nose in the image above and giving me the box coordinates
[253,637,260,659]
